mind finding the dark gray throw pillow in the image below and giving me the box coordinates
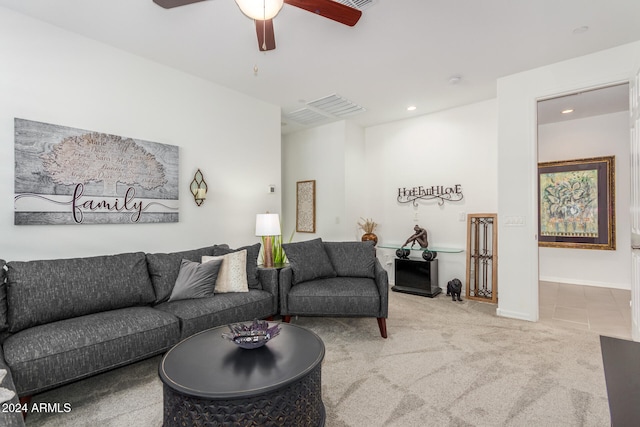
[282,238,336,285]
[168,258,223,302]
[324,240,376,278]
[146,245,217,304]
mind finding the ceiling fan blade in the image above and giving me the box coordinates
[153,0,207,9]
[256,19,276,51]
[284,0,362,26]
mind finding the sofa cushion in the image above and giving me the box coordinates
[286,277,381,316]
[146,245,218,304]
[324,241,376,278]
[6,252,155,333]
[168,258,223,302]
[213,243,261,289]
[155,289,275,339]
[3,306,180,396]
[0,260,7,332]
[203,251,249,293]
[282,238,336,285]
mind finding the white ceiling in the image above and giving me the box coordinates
[537,83,630,125]
[1,0,640,134]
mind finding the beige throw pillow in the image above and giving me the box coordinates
[202,249,249,293]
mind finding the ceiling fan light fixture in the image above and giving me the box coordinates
[235,0,284,20]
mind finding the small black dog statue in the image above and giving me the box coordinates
[446,279,463,302]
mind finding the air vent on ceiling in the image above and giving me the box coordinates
[285,94,366,126]
[285,108,332,126]
[308,94,366,117]
[334,0,377,10]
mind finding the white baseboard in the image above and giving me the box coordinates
[538,275,630,290]
[496,307,536,322]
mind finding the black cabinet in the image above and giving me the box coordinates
[392,258,440,298]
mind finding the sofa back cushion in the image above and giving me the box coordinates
[324,241,376,278]
[0,260,7,332]
[6,252,155,333]
[282,238,337,285]
[146,245,219,304]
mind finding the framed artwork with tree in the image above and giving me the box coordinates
[538,156,615,250]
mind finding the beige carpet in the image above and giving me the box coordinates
[25,291,612,426]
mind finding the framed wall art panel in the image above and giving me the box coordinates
[538,156,615,250]
[296,180,316,233]
[14,118,179,225]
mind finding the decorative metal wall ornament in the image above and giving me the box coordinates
[190,169,208,206]
[397,185,463,206]
[14,118,179,225]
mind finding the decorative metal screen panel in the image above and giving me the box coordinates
[466,214,498,303]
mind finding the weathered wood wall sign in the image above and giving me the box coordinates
[14,118,179,225]
[397,185,464,206]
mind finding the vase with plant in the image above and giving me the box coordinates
[262,228,295,267]
[358,217,378,244]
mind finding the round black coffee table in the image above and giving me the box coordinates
[159,322,325,426]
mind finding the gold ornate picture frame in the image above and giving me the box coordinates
[538,156,615,250]
[296,180,316,233]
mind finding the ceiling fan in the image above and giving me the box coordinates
[153,0,362,51]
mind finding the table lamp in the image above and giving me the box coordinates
[255,213,281,268]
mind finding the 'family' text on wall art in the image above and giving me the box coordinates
[397,185,464,206]
[14,119,180,225]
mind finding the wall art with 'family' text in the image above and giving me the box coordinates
[14,118,179,225]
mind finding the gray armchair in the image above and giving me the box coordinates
[279,239,388,338]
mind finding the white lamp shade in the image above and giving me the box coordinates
[235,0,284,20]
[255,213,281,236]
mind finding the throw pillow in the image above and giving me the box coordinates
[146,245,217,304]
[168,258,223,302]
[324,240,376,278]
[203,249,249,293]
[213,243,260,289]
[282,238,336,285]
[0,369,16,404]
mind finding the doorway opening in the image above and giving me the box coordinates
[536,83,632,339]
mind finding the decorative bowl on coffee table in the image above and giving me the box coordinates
[221,319,281,349]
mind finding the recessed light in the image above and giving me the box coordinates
[448,75,462,85]
[407,106,417,111]
[572,26,589,35]
[561,109,574,114]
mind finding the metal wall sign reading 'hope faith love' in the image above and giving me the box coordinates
[397,185,464,206]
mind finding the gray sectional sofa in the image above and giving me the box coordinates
[0,243,277,427]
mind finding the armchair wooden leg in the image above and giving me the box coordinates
[20,395,32,419]
[377,317,388,338]
[283,315,292,323]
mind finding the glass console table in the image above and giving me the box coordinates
[377,244,463,261]
[377,245,463,298]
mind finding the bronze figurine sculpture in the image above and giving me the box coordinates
[402,225,428,249]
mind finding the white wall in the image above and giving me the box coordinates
[538,111,631,289]
[282,121,349,241]
[364,100,498,288]
[0,7,281,261]
[497,41,640,321]
[282,100,498,290]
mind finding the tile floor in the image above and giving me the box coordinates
[539,281,632,340]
